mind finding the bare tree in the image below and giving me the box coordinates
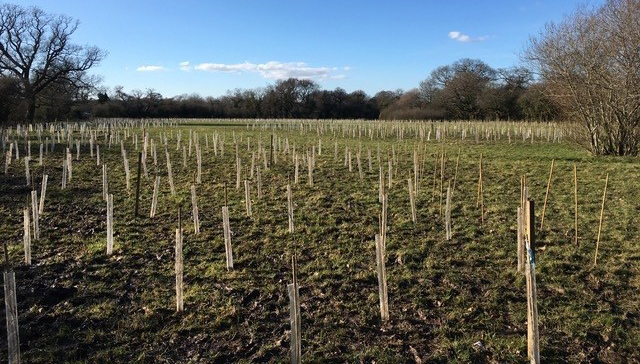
[517,83,559,121]
[419,59,497,120]
[0,4,105,122]
[525,0,640,155]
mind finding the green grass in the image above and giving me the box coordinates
[0,120,638,363]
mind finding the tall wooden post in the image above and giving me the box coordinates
[4,242,20,364]
[191,185,200,234]
[452,147,460,193]
[517,207,524,273]
[23,208,31,265]
[539,159,554,230]
[477,154,484,225]
[594,173,609,266]
[106,194,114,255]
[573,164,578,246]
[134,152,142,217]
[270,134,274,168]
[176,206,184,312]
[445,185,452,240]
[288,254,301,363]
[222,205,233,270]
[375,234,389,322]
[408,178,417,224]
[524,199,540,363]
[287,183,294,233]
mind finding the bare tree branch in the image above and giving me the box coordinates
[524,0,640,155]
[0,3,106,122]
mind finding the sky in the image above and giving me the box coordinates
[14,0,603,98]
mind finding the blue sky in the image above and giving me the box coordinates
[15,0,601,98]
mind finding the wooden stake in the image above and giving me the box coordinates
[378,166,384,203]
[439,151,444,215]
[387,160,392,189]
[150,175,160,218]
[413,149,418,195]
[23,208,31,265]
[191,184,200,234]
[452,147,460,194]
[539,159,554,230]
[4,269,20,364]
[293,153,299,184]
[431,153,437,202]
[408,178,416,223]
[222,206,233,270]
[307,151,313,187]
[287,183,294,233]
[175,224,184,312]
[380,193,388,251]
[236,157,241,189]
[166,149,175,196]
[517,207,524,273]
[106,194,114,255]
[524,199,540,363]
[39,174,48,214]
[24,156,30,186]
[445,184,452,240]
[196,146,202,183]
[134,152,142,217]
[288,254,301,363]
[61,159,67,189]
[66,147,73,182]
[477,154,484,225]
[269,134,274,168]
[123,151,131,192]
[244,179,252,217]
[31,190,39,240]
[256,166,262,199]
[574,164,578,246]
[594,173,609,266]
[375,234,389,322]
[224,182,228,207]
[182,146,187,168]
[3,241,9,272]
[102,164,108,201]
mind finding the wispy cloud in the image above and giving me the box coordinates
[195,62,257,72]
[448,31,487,43]
[136,65,165,72]
[194,61,346,80]
[179,61,191,71]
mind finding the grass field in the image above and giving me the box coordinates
[1,119,639,363]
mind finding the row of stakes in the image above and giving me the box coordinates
[4,127,612,364]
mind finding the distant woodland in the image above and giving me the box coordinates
[0,58,558,123]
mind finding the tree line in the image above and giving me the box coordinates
[1,59,558,123]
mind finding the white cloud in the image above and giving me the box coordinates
[195,62,257,72]
[448,31,487,43]
[194,61,345,80]
[179,61,191,71]
[136,65,164,72]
